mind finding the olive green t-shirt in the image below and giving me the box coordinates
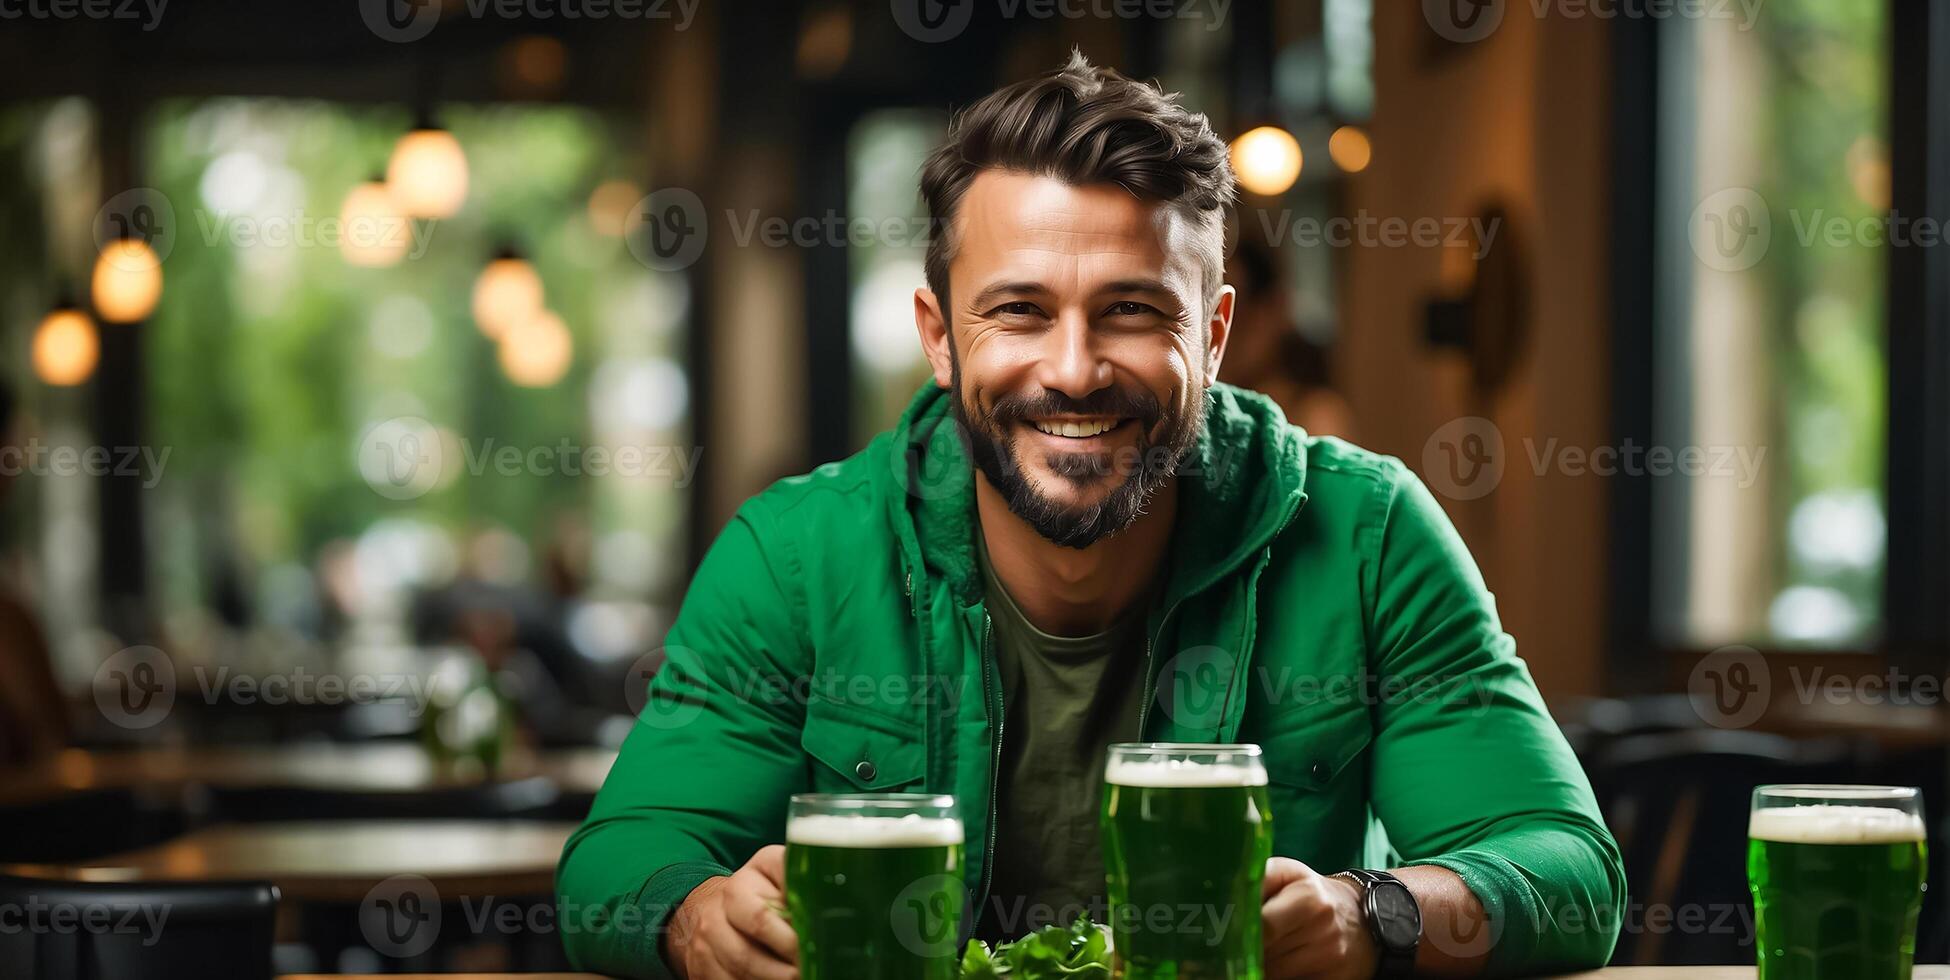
[973,534,1153,941]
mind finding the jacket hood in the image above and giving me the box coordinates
[880,382,1310,607]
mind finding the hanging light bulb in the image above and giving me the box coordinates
[388,126,469,218]
[1229,125,1303,197]
[33,307,99,386]
[90,239,163,323]
[472,250,545,338]
[341,179,410,267]
[1328,125,1373,174]
[498,309,573,387]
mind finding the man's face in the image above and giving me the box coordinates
[914,171,1234,548]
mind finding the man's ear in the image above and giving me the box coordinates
[914,287,954,389]
[1203,283,1237,387]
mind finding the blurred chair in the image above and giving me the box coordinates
[0,875,277,980]
[206,774,559,823]
[1589,728,1852,965]
[0,788,187,864]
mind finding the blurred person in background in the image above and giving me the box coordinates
[1218,237,1358,440]
[0,378,70,766]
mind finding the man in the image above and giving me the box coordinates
[560,54,1624,979]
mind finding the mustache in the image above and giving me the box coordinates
[985,387,1163,429]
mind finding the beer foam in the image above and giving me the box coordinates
[1749,805,1926,844]
[786,813,964,848]
[1104,758,1268,788]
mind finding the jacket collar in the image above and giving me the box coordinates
[883,382,1310,609]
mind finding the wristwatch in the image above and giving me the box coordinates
[1332,869,1420,978]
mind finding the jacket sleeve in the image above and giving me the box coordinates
[557,506,811,978]
[1363,463,1626,975]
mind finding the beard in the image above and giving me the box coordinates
[948,356,1203,550]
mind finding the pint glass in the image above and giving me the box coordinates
[1101,743,1273,979]
[1748,784,1928,980]
[784,793,965,980]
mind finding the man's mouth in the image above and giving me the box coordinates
[1025,417,1132,441]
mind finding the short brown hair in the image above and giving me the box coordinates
[919,51,1235,314]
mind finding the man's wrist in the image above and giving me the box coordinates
[664,874,729,980]
[1334,870,1422,979]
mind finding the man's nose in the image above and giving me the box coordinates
[1033,311,1111,400]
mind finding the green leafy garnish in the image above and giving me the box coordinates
[960,916,1111,978]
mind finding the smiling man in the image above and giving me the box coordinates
[560,54,1624,980]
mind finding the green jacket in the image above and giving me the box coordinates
[558,383,1625,977]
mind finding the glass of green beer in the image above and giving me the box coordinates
[785,793,966,980]
[1101,743,1274,980]
[1748,784,1928,980]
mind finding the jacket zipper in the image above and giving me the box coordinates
[1135,495,1309,739]
[1134,598,1187,738]
[978,612,1003,913]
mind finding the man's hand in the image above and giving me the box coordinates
[1261,857,1377,980]
[668,845,800,980]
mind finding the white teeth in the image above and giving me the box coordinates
[1032,419,1116,438]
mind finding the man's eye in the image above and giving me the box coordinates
[994,302,1042,317]
[1106,301,1157,317]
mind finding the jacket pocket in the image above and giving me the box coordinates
[800,694,927,793]
[1254,706,1374,862]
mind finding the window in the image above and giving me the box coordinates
[1652,4,1889,648]
[846,108,945,446]
[139,99,685,663]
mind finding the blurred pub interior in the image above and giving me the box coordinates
[0,0,1946,973]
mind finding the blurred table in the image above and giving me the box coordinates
[0,743,615,807]
[3,820,575,902]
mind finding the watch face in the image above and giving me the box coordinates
[1372,882,1422,949]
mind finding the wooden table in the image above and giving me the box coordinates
[5,820,576,902]
[1551,970,1950,978]
[278,968,1950,979]
[0,743,616,808]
